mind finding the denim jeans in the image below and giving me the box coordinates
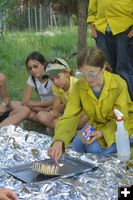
[96,29,133,100]
[96,29,133,73]
[72,133,133,156]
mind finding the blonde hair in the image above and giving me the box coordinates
[77,47,112,72]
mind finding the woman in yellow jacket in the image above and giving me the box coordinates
[48,47,133,162]
[87,0,133,99]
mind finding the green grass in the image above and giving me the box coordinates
[0,27,95,131]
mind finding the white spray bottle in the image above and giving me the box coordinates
[114,109,130,161]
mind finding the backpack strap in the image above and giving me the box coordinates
[31,75,38,93]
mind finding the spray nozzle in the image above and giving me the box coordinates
[114,109,123,121]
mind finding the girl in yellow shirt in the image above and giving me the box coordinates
[37,58,88,132]
[48,47,133,162]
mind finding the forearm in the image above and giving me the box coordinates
[53,83,82,148]
[27,99,54,108]
[39,99,54,107]
[53,114,80,148]
[22,84,33,105]
[0,73,9,102]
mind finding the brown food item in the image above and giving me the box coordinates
[32,162,60,175]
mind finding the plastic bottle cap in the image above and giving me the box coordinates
[114,109,123,120]
[116,118,123,122]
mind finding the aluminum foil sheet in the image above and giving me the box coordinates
[0,125,132,200]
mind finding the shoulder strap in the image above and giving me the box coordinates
[31,75,38,93]
[44,79,49,88]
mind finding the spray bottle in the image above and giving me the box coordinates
[114,109,130,161]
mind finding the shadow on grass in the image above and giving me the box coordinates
[23,120,54,137]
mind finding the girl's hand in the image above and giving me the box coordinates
[48,141,63,162]
[48,110,59,121]
[22,101,29,107]
[0,188,18,200]
[43,110,59,122]
[28,101,39,108]
[85,130,102,144]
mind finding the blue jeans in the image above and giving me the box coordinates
[96,28,133,100]
[96,29,133,74]
[72,134,133,156]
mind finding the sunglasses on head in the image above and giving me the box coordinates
[50,58,68,69]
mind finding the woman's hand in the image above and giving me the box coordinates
[128,27,133,38]
[85,130,102,144]
[48,141,64,162]
[0,188,18,200]
[90,23,97,39]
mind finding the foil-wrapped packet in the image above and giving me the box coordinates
[0,125,132,200]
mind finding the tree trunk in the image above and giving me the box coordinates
[39,4,43,32]
[2,9,7,32]
[77,0,89,55]
[49,3,53,27]
[53,12,57,27]
[34,6,38,31]
[28,1,31,31]
[66,15,72,27]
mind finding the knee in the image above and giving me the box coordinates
[37,111,47,123]
[20,106,30,117]
[86,144,97,153]
[10,100,21,110]
[9,101,16,110]
[85,141,104,154]
[72,135,85,153]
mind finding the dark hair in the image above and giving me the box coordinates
[77,47,112,72]
[26,51,48,93]
[26,51,47,68]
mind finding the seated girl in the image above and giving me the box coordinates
[48,47,133,162]
[10,51,54,123]
[36,57,89,132]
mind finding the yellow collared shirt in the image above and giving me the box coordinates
[54,71,133,148]
[52,76,79,105]
[87,0,133,35]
